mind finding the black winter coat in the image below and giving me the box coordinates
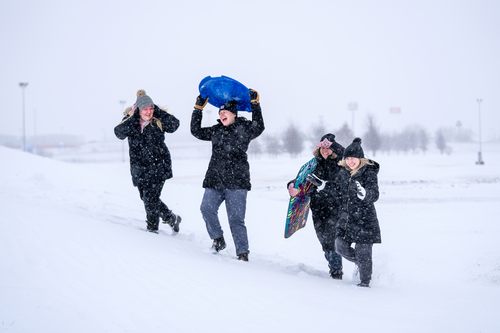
[309,154,343,214]
[190,103,265,190]
[336,160,382,244]
[114,105,180,187]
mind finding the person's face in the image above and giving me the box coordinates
[219,110,236,126]
[320,147,333,159]
[139,105,154,122]
[345,156,361,169]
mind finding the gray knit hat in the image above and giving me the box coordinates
[135,89,154,110]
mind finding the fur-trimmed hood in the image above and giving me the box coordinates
[338,158,379,176]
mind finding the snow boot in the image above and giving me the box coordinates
[357,282,370,288]
[330,269,343,280]
[146,215,159,233]
[162,213,181,233]
[146,221,159,233]
[212,237,226,252]
[237,252,249,262]
[325,250,343,280]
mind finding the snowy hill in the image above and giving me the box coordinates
[1,144,500,333]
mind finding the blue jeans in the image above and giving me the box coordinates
[200,188,249,255]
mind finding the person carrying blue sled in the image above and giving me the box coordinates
[190,86,264,261]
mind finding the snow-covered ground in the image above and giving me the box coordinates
[1,142,500,333]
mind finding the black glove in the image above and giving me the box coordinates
[194,95,208,110]
[249,89,260,104]
[306,173,326,191]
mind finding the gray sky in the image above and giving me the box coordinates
[1,0,499,141]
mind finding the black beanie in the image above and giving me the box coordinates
[320,133,336,144]
[318,133,345,157]
[219,100,238,115]
[343,137,364,158]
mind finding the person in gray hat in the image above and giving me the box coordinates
[115,89,181,233]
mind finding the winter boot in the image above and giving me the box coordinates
[162,213,181,233]
[357,282,370,288]
[212,237,226,252]
[146,220,159,233]
[329,269,343,280]
[325,251,343,280]
[237,252,249,262]
[146,214,160,233]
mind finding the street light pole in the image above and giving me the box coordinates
[476,98,484,165]
[19,82,29,151]
[119,100,126,163]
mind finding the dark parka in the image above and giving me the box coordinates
[336,160,382,244]
[284,146,344,250]
[190,103,265,190]
[114,105,180,187]
[308,152,344,257]
[309,149,344,221]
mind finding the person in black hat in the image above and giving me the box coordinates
[287,133,345,279]
[190,89,265,261]
[114,89,182,233]
[334,138,381,287]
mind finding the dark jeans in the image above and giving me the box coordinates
[335,238,373,284]
[311,208,342,272]
[138,180,172,229]
[200,188,248,255]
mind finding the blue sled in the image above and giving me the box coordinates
[199,75,252,112]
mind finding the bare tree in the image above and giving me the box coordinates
[248,137,263,155]
[309,117,327,143]
[391,132,409,153]
[440,124,473,143]
[282,123,305,156]
[263,135,281,156]
[363,115,382,156]
[417,128,429,153]
[335,123,354,147]
[400,126,420,153]
[435,129,447,154]
[380,133,394,153]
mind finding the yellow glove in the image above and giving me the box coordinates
[249,89,260,104]
[194,95,208,110]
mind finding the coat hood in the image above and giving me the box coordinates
[338,158,379,176]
